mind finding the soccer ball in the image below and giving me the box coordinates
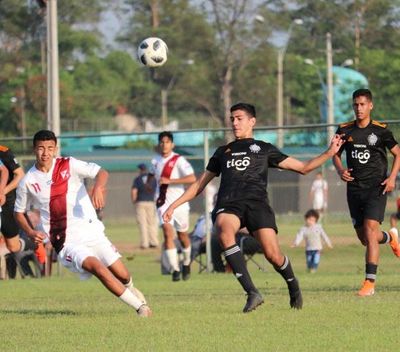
[137,37,168,68]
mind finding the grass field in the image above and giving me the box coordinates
[0,215,399,352]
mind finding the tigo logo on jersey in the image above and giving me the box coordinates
[227,156,250,171]
[351,149,370,164]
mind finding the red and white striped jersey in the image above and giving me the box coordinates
[15,157,104,252]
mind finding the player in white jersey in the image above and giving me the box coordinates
[149,131,196,281]
[14,130,152,317]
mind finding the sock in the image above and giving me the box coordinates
[365,263,378,282]
[379,231,390,244]
[165,248,180,272]
[273,256,299,293]
[223,245,258,294]
[182,245,191,266]
[119,288,143,310]
[124,277,134,290]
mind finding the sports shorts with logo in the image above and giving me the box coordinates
[347,186,387,228]
[212,198,278,233]
[58,235,121,280]
[157,203,189,232]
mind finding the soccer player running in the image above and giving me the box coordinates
[333,88,400,297]
[14,130,152,317]
[163,102,344,313]
[149,131,196,282]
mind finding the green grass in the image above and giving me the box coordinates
[0,216,399,352]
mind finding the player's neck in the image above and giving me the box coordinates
[355,117,371,128]
[161,151,173,159]
[35,160,54,173]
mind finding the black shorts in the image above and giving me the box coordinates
[212,199,278,233]
[347,186,387,228]
[1,202,19,238]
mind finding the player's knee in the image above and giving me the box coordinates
[5,237,22,253]
[265,252,282,266]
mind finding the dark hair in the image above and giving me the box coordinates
[353,88,372,101]
[158,131,173,142]
[33,130,57,147]
[230,102,256,118]
[304,209,319,221]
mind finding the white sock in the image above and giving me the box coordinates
[182,245,191,266]
[390,227,398,236]
[119,288,143,310]
[124,277,134,289]
[165,248,180,272]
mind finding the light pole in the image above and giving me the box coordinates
[255,16,303,148]
[326,33,334,144]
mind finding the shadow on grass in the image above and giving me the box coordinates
[0,308,78,316]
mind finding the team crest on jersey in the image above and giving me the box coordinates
[60,169,70,179]
[249,143,261,153]
[367,133,378,146]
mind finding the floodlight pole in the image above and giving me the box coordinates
[326,33,334,144]
[47,0,61,141]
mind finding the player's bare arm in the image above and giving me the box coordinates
[159,173,196,185]
[14,211,46,245]
[279,134,345,175]
[163,171,215,223]
[91,168,109,210]
[381,144,400,194]
[0,164,9,206]
[3,166,24,195]
[332,152,354,182]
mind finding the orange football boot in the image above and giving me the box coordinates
[357,280,375,296]
[388,229,400,257]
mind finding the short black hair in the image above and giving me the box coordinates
[33,130,57,147]
[230,102,256,118]
[305,209,320,221]
[353,88,372,101]
[158,131,173,142]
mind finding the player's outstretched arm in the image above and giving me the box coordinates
[278,134,345,175]
[4,166,24,196]
[91,169,109,210]
[381,144,400,194]
[163,170,216,223]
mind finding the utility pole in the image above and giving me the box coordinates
[326,33,334,144]
[47,0,60,139]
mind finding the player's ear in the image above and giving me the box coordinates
[370,101,374,110]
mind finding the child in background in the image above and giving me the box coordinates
[292,209,333,273]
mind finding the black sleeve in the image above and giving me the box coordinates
[383,127,398,150]
[1,148,20,173]
[206,147,223,176]
[267,144,289,168]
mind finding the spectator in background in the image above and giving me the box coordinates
[291,209,333,273]
[131,163,159,249]
[309,171,328,216]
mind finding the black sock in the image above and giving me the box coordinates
[365,263,378,282]
[379,231,390,244]
[274,256,299,293]
[224,245,258,294]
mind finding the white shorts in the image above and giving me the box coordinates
[58,236,121,280]
[157,204,190,232]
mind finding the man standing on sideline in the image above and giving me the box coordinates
[149,131,196,282]
[163,102,344,313]
[131,163,159,249]
[14,130,151,317]
[0,145,25,253]
[333,88,400,297]
[309,171,328,216]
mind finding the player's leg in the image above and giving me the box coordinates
[313,250,321,271]
[305,250,313,272]
[174,207,191,280]
[162,222,180,280]
[2,205,24,253]
[253,228,302,309]
[216,213,263,313]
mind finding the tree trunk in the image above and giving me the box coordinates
[222,65,233,142]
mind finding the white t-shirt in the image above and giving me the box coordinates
[15,157,104,252]
[150,152,194,211]
[311,179,328,210]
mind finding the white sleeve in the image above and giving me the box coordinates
[70,157,101,179]
[293,227,305,246]
[177,156,194,177]
[14,176,31,213]
[319,225,332,247]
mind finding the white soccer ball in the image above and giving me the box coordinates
[137,37,168,68]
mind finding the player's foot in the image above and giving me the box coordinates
[172,270,181,282]
[243,291,264,313]
[131,287,147,305]
[388,228,400,257]
[137,304,152,317]
[182,265,191,281]
[357,280,375,296]
[289,279,303,309]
